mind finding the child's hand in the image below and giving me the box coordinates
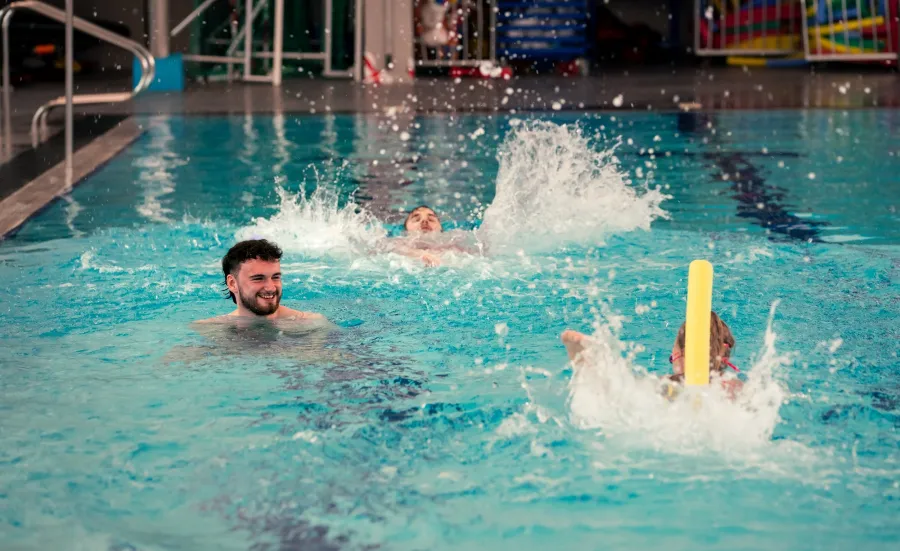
[561,330,588,361]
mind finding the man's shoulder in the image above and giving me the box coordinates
[278,306,325,320]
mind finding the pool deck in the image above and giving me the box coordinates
[93,67,900,115]
[1,66,898,237]
[4,66,899,140]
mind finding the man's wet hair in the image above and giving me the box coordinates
[222,239,283,303]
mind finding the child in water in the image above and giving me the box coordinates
[561,311,743,399]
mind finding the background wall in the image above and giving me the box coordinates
[601,0,692,50]
[2,0,696,83]
[31,0,193,77]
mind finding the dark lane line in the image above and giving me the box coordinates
[676,112,828,243]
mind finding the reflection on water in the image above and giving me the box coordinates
[676,112,829,242]
[164,316,341,367]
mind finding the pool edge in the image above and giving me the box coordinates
[0,117,144,240]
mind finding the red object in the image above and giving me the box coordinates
[364,55,381,84]
[449,67,477,78]
[555,60,580,76]
[449,66,513,79]
[722,343,740,373]
[669,345,740,373]
[596,28,627,41]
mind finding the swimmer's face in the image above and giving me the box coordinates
[227,258,282,316]
[404,207,442,234]
[670,344,685,376]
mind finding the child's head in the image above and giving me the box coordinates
[671,311,735,375]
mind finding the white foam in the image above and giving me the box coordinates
[819,234,874,243]
[236,186,386,258]
[79,250,155,274]
[566,303,791,460]
[478,121,669,254]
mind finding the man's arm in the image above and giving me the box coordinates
[389,243,442,266]
[276,306,329,321]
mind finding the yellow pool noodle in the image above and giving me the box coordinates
[685,260,714,386]
[727,56,767,67]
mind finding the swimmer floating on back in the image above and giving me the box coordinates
[561,311,743,400]
[389,205,479,266]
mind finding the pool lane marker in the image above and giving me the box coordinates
[685,260,713,387]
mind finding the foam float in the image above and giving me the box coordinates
[685,260,714,387]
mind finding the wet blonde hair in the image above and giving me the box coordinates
[674,311,735,373]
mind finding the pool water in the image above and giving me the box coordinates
[1,110,898,550]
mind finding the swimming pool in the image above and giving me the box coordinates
[1,109,898,550]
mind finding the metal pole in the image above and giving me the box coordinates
[385,0,391,67]
[65,0,73,186]
[0,13,3,159]
[1,10,12,159]
[273,0,283,85]
[841,0,850,52]
[826,0,835,56]
[244,0,253,80]
[758,0,764,48]
[150,0,170,58]
[354,0,363,81]
[490,0,496,63]
[880,0,892,59]
[172,0,218,37]
[869,0,880,53]
[325,0,334,74]
[725,1,732,52]
[477,0,484,62]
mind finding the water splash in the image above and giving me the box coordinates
[79,250,155,274]
[237,123,669,263]
[236,186,386,258]
[478,121,669,253]
[566,302,790,458]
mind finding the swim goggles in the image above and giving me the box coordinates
[669,344,740,372]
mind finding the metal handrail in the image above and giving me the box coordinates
[0,0,155,154]
[171,0,219,38]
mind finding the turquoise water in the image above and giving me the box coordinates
[1,111,898,550]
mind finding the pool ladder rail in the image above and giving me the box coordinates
[0,0,156,157]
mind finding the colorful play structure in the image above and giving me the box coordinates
[805,0,898,60]
[696,0,899,66]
